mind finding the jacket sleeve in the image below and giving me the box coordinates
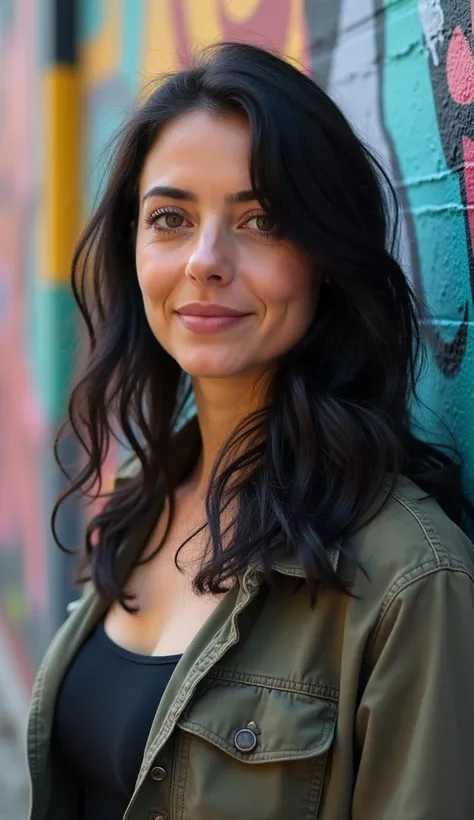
[352,566,474,820]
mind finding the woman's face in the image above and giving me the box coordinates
[136,110,320,379]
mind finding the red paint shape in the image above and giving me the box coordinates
[462,136,474,256]
[447,25,474,105]
[219,0,291,54]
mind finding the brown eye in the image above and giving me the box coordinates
[255,214,276,233]
[163,213,184,228]
[145,209,190,231]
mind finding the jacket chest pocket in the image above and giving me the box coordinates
[173,675,338,820]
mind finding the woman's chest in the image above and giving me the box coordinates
[121,580,347,820]
[105,506,226,656]
[31,573,357,820]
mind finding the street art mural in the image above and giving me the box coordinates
[81,0,473,490]
[1,0,472,677]
[0,0,47,683]
[312,0,474,469]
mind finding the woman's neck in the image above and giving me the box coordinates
[188,371,269,495]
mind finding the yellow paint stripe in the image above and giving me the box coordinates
[141,0,179,88]
[187,0,222,53]
[41,66,80,283]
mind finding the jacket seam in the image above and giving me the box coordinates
[305,735,332,820]
[137,580,257,779]
[206,667,339,701]
[390,489,448,566]
[27,662,45,819]
[368,565,474,658]
[173,730,190,820]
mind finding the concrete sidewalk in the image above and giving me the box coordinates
[0,621,30,819]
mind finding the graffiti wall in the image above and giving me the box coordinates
[0,0,48,683]
[1,0,472,679]
[80,0,474,494]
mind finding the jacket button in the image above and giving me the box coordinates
[234,727,258,753]
[151,766,167,781]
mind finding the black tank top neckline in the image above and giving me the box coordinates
[99,619,183,665]
[53,616,182,820]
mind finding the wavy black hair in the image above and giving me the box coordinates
[53,42,473,607]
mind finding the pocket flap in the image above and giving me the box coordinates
[178,676,338,764]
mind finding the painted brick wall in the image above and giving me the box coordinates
[315,0,474,488]
[0,0,472,678]
[80,0,474,492]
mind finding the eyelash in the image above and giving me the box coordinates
[144,207,278,238]
[144,206,189,235]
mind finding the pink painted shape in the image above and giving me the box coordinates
[170,0,310,76]
[170,0,192,68]
[462,136,474,256]
[447,19,474,105]
[219,0,291,54]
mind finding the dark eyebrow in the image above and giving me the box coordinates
[142,185,197,203]
[142,186,258,207]
[226,189,258,206]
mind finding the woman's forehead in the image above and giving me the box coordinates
[139,110,253,201]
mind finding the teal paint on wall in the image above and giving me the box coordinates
[84,84,132,214]
[34,285,78,425]
[80,0,104,41]
[78,0,473,498]
[383,0,471,326]
[381,0,474,493]
[121,0,146,88]
[2,0,471,679]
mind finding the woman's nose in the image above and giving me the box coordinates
[184,232,234,286]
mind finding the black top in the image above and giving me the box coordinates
[53,619,181,820]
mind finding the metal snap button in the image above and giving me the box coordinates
[234,727,258,753]
[151,766,167,781]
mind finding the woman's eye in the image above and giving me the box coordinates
[145,209,190,231]
[245,214,277,235]
[159,212,185,229]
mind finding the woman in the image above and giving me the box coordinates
[28,42,474,820]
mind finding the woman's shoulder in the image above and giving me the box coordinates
[348,476,474,603]
[113,454,474,594]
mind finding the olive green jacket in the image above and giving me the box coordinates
[27,451,474,819]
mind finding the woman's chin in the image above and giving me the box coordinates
[176,352,252,380]
[180,362,244,379]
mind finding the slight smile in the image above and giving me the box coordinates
[175,302,253,334]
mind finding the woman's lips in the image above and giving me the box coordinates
[175,303,252,334]
[176,313,250,333]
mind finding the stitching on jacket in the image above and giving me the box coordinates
[138,579,262,778]
[179,713,336,760]
[173,730,191,820]
[305,737,331,820]
[142,639,226,767]
[27,661,45,819]
[368,565,474,659]
[391,489,447,566]
[206,667,339,701]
